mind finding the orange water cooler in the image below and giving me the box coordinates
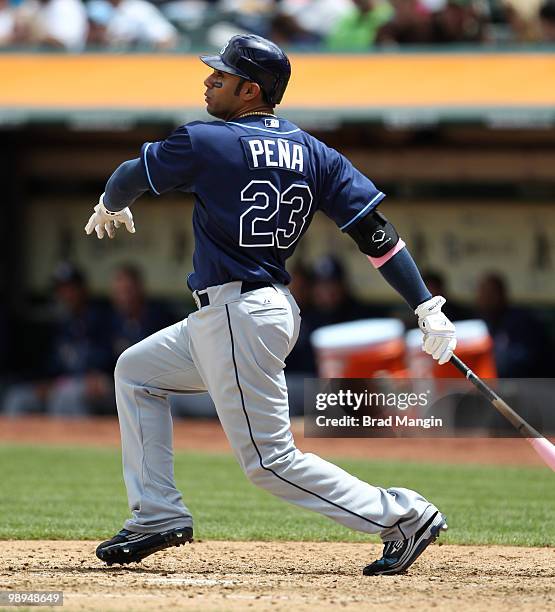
[310,319,407,378]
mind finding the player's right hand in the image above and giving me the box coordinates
[84,193,135,239]
[414,295,456,365]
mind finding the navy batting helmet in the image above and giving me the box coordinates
[200,35,291,105]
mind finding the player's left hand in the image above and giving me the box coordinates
[84,193,135,239]
[414,296,456,365]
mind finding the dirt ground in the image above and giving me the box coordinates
[0,540,554,612]
[1,417,553,611]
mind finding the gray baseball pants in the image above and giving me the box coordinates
[115,281,436,541]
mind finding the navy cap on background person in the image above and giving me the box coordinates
[311,255,346,282]
[51,262,85,288]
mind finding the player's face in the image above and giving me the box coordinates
[203,69,246,119]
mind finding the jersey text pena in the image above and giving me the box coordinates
[242,137,307,174]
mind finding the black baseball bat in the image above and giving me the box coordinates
[449,354,555,471]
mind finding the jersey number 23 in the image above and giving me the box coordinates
[239,180,313,249]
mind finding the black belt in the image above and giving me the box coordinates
[196,281,274,308]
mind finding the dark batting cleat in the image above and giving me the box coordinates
[363,511,447,576]
[96,526,193,566]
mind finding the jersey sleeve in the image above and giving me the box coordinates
[140,125,197,196]
[320,147,385,231]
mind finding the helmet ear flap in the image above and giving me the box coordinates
[269,73,288,105]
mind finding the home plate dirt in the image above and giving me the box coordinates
[1,541,553,611]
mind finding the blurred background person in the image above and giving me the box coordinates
[0,0,17,45]
[309,255,370,328]
[86,0,111,46]
[2,263,114,417]
[109,264,174,359]
[202,0,277,48]
[476,272,552,378]
[539,0,555,41]
[271,0,352,45]
[422,270,475,322]
[16,0,88,50]
[325,0,394,50]
[486,0,544,43]
[429,0,488,43]
[86,0,178,49]
[376,0,433,44]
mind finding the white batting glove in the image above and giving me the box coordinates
[84,193,135,239]
[414,296,456,365]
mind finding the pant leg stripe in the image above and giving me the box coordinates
[225,304,403,532]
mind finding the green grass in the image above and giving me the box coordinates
[0,445,553,546]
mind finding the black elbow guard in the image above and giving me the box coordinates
[345,209,399,257]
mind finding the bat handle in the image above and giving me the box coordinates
[449,354,541,438]
[449,354,498,403]
[449,354,469,377]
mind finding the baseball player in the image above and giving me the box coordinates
[86,35,455,576]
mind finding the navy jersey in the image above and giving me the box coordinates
[141,116,385,291]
